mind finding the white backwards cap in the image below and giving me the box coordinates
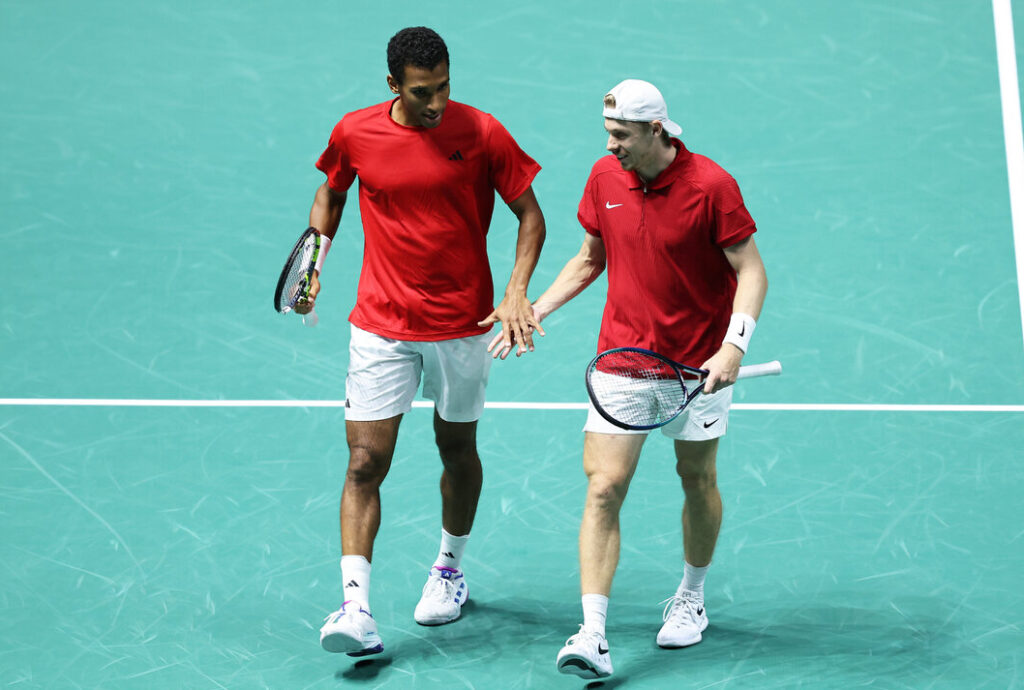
[602,79,682,136]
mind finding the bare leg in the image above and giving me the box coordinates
[673,438,722,567]
[341,415,403,560]
[578,432,647,595]
[433,411,482,536]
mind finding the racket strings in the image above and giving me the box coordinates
[277,235,318,312]
[589,351,689,427]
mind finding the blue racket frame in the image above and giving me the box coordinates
[585,347,711,431]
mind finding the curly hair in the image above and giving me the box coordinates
[387,27,449,85]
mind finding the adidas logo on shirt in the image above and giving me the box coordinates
[448,150,464,161]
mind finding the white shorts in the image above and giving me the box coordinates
[583,383,733,441]
[345,324,493,423]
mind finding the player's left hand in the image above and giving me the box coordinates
[294,272,321,315]
[479,294,545,360]
[700,345,744,394]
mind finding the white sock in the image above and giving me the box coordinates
[581,593,609,636]
[678,561,709,597]
[433,528,470,570]
[341,555,371,609]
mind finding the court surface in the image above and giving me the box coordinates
[2,1,1023,688]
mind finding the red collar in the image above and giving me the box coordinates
[628,139,691,190]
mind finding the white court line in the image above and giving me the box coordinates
[993,0,1024,348]
[1,399,1023,412]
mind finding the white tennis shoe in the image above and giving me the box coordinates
[657,590,709,648]
[414,566,468,625]
[556,627,613,679]
[320,601,384,656]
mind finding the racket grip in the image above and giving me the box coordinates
[737,360,782,379]
[302,309,319,328]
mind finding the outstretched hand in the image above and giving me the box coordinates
[479,294,545,360]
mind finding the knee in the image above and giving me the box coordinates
[435,435,479,472]
[586,473,629,512]
[346,444,389,486]
[677,463,718,494]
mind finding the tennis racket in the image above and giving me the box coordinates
[273,227,321,328]
[585,347,782,431]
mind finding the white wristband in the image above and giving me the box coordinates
[313,233,331,274]
[722,312,756,353]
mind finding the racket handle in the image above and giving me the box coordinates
[737,360,782,379]
[302,309,319,328]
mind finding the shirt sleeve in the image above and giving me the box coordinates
[708,174,756,247]
[315,118,356,193]
[485,116,541,204]
[577,164,601,237]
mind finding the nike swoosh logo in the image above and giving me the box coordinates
[703,419,719,428]
[605,202,623,209]
[696,607,704,616]
[598,643,609,654]
[738,323,745,337]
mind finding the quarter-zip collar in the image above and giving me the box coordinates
[626,139,692,191]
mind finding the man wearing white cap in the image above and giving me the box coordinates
[493,79,768,678]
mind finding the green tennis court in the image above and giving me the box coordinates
[2,1,1023,687]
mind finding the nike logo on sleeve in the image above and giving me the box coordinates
[605,202,623,209]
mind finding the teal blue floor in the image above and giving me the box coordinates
[2,1,1024,688]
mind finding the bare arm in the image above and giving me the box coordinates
[701,235,768,392]
[477,186,547,357]
[533,232,607,320]
[310,182,347,241]
[488,232,607,359]
[295,182,347,314]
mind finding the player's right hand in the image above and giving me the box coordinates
[486,304,544,360]
[295,272,321,314]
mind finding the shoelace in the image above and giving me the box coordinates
[658,594,702,625]
[422,572,458,601]
[323,608,345,623]
[567,626,600,645]
[323,602,367,623]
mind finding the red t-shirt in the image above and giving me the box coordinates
[316,100,541,340]
[577,140,757,366]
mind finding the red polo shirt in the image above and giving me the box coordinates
[316,100,541,341]
[577,139,756,366]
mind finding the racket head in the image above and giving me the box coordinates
[585,347,693,431]
[274,228,320,313]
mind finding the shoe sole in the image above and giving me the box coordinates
[321,631,384,656]
[657,618,709,649]
[414,609,463,626]
[556,654,611,679]
[415,616,460,626]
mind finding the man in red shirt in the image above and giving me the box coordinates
[497,79,767,679]
[300,27,546,657]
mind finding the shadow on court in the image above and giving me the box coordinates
[335,656,393,682]
[380,598,581,662]
[603,597,971,687]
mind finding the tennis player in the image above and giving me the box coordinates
[299,27,546,657]
[496,79,767,678]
